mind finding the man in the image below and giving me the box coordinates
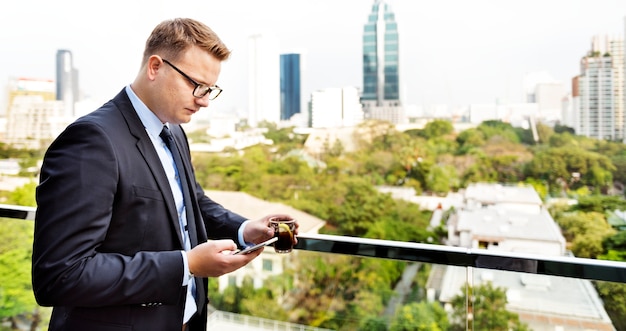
[32,18,296,331]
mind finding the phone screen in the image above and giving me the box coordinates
[233,237,278,255]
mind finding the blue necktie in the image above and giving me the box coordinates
[159,125,198,248]
[160,125,201,320]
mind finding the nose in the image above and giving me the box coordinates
[195,95,210,108]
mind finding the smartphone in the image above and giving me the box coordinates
[233,237,277,255]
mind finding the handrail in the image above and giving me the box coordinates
[0,203,36,220]
[295,233,626,283]
[4,204,625,283]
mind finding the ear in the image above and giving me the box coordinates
[146,55,163,81]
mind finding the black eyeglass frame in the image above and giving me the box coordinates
[162,59,222,100]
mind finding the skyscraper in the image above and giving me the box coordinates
[361,0,403,123]
[280,53,302,121]
[574,35,624,140]
[55,49,79,117]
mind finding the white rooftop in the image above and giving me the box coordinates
[456,207,564,243]
[464,182,543,206]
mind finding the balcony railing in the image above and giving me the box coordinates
[3,203,625,330]
[295,233,626,284]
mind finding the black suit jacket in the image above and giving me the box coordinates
[32,89,246,331]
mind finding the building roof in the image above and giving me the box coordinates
[431,265,615,330]
[456,207,564,243]
[464,182,543,206]
[205,190,326,234]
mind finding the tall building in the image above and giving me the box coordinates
[248,33,280,127]
[6,77,56,110]
[3,77,61,148]
[361,0,402,123]
[280,53,302,121]
[573,35,624,140]
[55,49,79,117]
[310,87,363,128]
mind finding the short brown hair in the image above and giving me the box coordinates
[142,18,231,65]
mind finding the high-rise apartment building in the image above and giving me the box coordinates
[55,49,79,117]
[4,77,71,149]
[573,35,624,140]
[6,77,56,111]
[361,0,401,123]
[248,33,280,127]
[280,53,302,121]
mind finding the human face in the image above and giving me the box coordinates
[155,46,222,124]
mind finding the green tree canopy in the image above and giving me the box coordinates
[450,282,529,331]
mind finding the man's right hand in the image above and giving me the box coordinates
[186,239,262,277]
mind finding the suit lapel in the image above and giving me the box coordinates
[113,91,186,247]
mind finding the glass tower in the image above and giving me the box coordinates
[280,53,301,121]
[55,49,79,117]
[361,0,400,108]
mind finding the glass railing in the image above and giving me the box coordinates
[295,233,626,284]
[294,233,624,330]
[2,204,625,330]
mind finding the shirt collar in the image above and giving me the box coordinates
[125,85,168,138]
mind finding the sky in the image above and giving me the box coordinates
[1,0,626,115]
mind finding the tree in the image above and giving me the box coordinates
[389,301,449,331]
[456,128,485,154]
[600,231,626,262]
[524,147,615,193]
[410,120,453,140]
[449,282,529,331]
[0,219,40,330]
[572,195,626,213]
[426,164,459,194]
[358,317,388,331]
[476,121,521,144]
[595,281,626,331]
[555,211,616,258]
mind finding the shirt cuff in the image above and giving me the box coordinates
[238,220,252,247]
[181,251,191,286]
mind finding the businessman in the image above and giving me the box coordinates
[32,18,296,331]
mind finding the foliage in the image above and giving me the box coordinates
[7,181,37,207]
[0,219,42,330]
[449,282,530,331]
[599,231,626,261]
[406,120,453,140]
[476,120,521,144]
[524,147,615,194]
[389,301,449,331]
[358,316,388,331]
[455,128,485,154]
[555,211,616,258]
[572,195,626,213]
[285,252,403,330]
[595,281,626,331]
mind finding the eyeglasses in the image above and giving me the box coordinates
[162,59,223,100]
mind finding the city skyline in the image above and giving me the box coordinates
[1,0,626,116]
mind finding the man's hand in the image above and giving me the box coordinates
[243,214,299,246]
[186,239,262,278]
